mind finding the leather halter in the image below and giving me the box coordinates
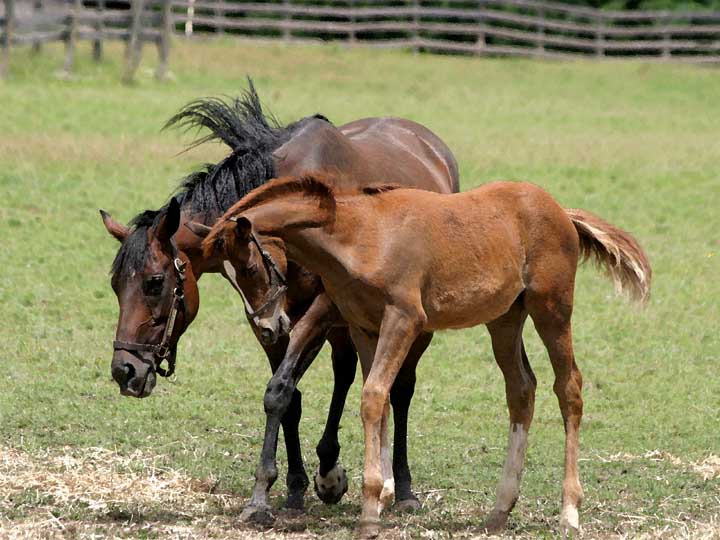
[113,242,187,378]
[229,219,288,324]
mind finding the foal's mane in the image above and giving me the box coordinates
[111,78,330,278]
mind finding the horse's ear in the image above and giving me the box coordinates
[185,221,212,238]
[234,217,252,241]
[156,198,181,243]
[99,209,129,242]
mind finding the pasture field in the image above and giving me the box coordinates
[1,40,719,539]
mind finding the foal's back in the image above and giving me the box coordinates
[341,181,579,331]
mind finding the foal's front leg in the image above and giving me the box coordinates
[353,306,424,538]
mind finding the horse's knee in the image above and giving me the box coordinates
[264,378,299,421]
[361,383,387,424]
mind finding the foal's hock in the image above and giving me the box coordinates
[204,175,651,538]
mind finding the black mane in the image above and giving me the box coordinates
[111,77,330,277]
[110,209,163,280]
[166,78,328,218]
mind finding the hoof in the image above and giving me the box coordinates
[393,496,421,513]
[357,517,382,539]
[314,464,348,505]
[560,505,580,539]
[240,504,275,526]
[483,509,509,534]
[284,491,305,511]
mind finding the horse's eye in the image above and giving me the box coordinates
[143,274,164,296]
[238,264,258,279]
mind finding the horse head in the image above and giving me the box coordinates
[100,198,200,398]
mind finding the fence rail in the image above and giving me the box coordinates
[173,0,720,62]
[2,0,720,79]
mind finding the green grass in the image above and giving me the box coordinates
[1,39,719,539]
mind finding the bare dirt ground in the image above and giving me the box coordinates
[1,446,718,540]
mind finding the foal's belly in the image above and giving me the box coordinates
[423,267,525,330]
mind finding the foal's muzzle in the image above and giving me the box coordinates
[256,311,291,346]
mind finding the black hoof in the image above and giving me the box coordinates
[240,504,275,526]
[394,496,421,513]
[285,491,305,512]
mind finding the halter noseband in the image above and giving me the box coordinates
[113,242,187,378]
[228,218,288,325]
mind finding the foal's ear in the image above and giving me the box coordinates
[99,209,129,242]
[185,221,212,238]
[234,216,252,241]
[156,198,181,243]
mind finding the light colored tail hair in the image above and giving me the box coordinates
[565,208,652,304]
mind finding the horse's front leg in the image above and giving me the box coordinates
[313,327,357,505]
[352,306,425,539]
[242,294,339,522]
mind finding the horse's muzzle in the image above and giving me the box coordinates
[111,350,156,398]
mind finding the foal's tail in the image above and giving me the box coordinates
[565,209,652,304]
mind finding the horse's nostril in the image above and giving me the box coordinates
[112,362,135,386]
[124,363,136,381]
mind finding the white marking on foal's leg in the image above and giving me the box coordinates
[493,423,528,513]
[560,503,580,537]
[378,406,395,513]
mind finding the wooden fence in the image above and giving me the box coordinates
[174,0,720,63]
[0,0,173,80]
[2,0,720,80]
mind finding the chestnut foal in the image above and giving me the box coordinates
[203,174,651,538]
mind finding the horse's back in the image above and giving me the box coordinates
[274,117,458,195]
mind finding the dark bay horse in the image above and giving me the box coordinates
[203,174,651,538]
[100,81,459,521]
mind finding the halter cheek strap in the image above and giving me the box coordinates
[113,244,187,378]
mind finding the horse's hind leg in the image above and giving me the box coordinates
[484,295,536,533]
[314,328,357,504]
[526,284,583,536]
[390,331,433,512]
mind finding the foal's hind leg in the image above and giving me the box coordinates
[484,296,537,533]
[526,286,583,536]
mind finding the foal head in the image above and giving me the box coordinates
[192,216,291,347]
[100,198,200,398]
[197,174,338,345]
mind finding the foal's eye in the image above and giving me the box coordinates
[143,275,165,296]
[238,264,258,278]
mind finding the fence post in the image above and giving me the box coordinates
[536,5,545,55]
[63,0,82,75]
[348,0,355,45]
[1,0,14,79]
[93,0,105,61]
[282,0,290,41]
[412,0,420,53]
[185,0,194,36]
[476,0,485,56]
[595,10,604,57]
[123,0,145,83]
[215,0,223,36]
[661,11,671,59]
[156,0,171,79]
[32,0,43,53]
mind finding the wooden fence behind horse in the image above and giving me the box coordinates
[0,0,172,80]
[2,0,719,80]
[173,0,720,63]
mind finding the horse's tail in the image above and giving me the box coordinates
[565,208,652,305]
